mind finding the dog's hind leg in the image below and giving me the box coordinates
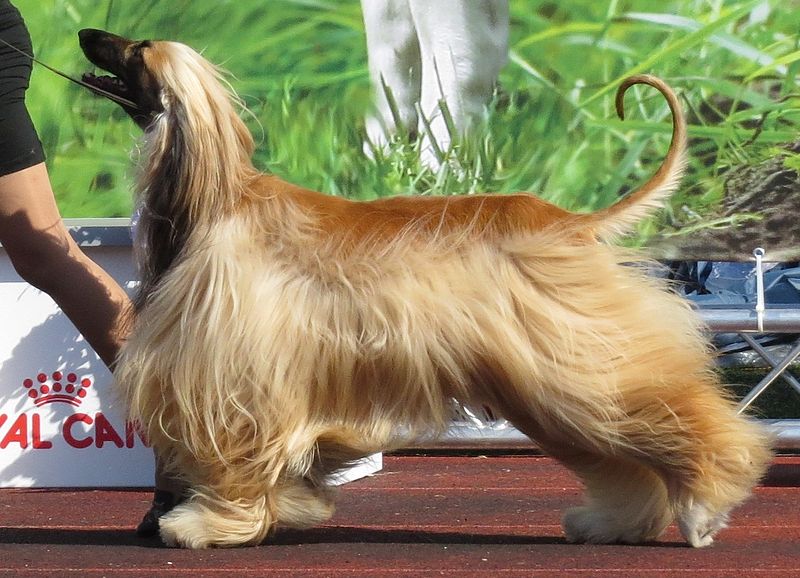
[558,454,672,544]
[584,366,773,548]
[646,383,773,548]
[497,406,674,545]
[475,250,771,547]
[480,354,769,547]
[499,377,770,547]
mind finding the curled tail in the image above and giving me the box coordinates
[588,74,687,240]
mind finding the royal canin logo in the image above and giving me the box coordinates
[0,371,148,450]
[23,372,91,407]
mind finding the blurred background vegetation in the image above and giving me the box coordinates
[15,0,800,248]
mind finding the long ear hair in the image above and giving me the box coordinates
[134,41,258,308]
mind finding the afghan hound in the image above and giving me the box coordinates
[79,28,771,550]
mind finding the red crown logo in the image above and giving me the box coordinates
[22,372,92,407]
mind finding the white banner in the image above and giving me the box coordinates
[0,239,151,487]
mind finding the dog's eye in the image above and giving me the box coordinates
[131,41,151,56]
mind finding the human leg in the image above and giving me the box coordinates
[0,1,129,368]
[407,0,509,165]
[360,0,421,153]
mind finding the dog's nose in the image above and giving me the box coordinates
[78,28,104,48]
[79,28,131,49]
[78,28,103,40]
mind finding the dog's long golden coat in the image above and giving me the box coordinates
[80,33,771,549]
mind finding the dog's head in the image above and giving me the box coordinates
[79,28,257,278]
[79,28,167,128]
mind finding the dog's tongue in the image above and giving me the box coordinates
[82,72,127,92]
[79,72,140,110]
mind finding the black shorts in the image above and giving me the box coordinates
[0,0,45,177]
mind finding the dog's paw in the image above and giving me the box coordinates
[158,495,272,548]
[158,519,180,548]
[274,482,336,529]
[158,504,210,549]
[563,506,663,545]
[563,506,620,544]
[677,502,729,548]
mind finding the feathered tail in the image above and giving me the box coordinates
[587,74,687,239]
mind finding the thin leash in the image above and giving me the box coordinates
[0,35,140,110]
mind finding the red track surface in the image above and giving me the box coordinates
[1,455,798,577]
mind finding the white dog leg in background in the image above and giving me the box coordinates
[362,0,509,169]
[361,0,422,154]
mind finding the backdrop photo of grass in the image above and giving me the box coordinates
[13,0,800,256]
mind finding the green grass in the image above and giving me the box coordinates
[15,0,800,253]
